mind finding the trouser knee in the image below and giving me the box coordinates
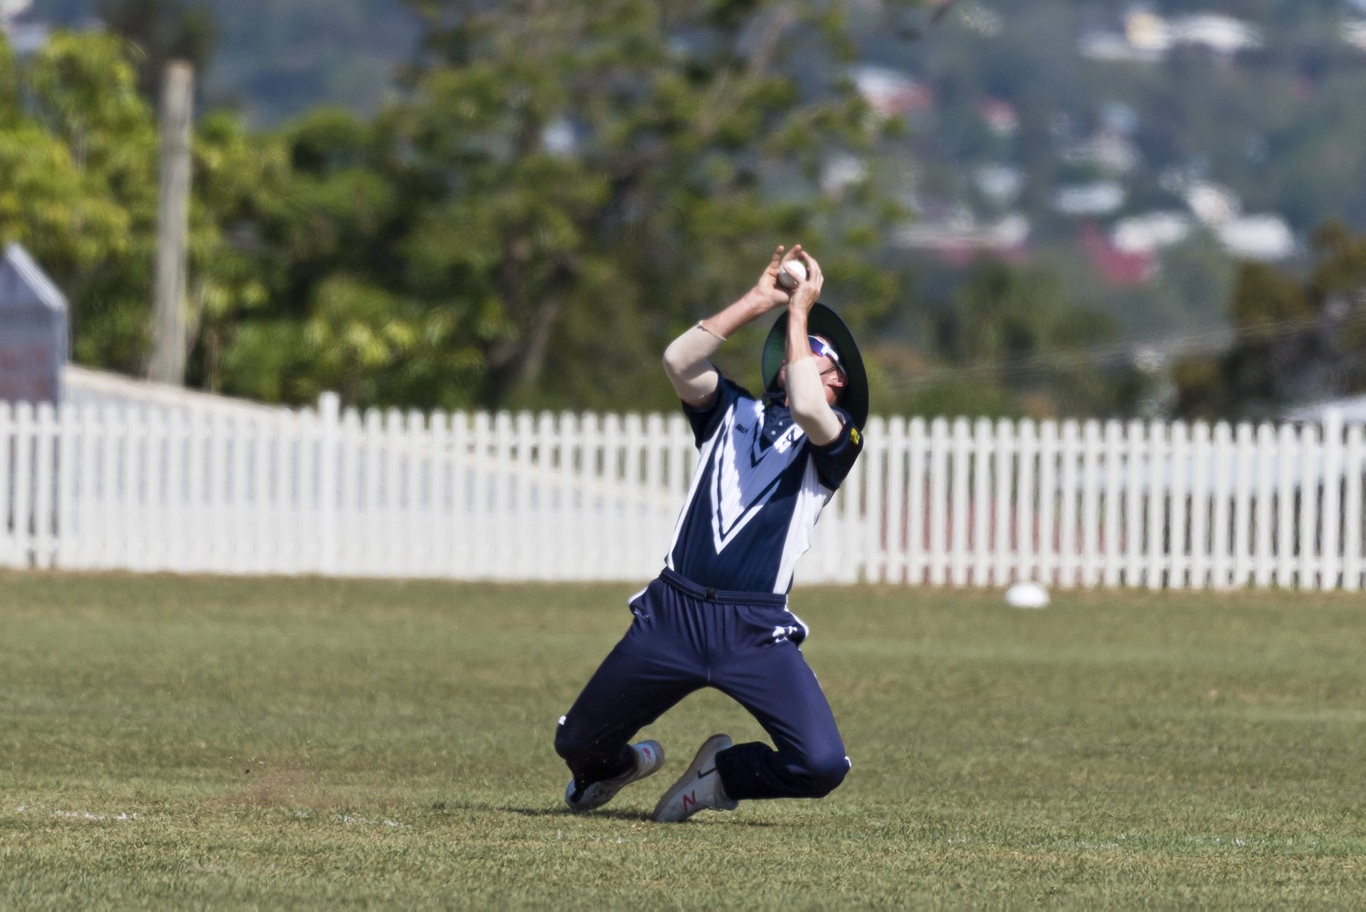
[554,715,586,763]
[798,751,850,798]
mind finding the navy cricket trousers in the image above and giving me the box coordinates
[555,569,850,802]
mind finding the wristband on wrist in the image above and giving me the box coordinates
[698,321,727,342]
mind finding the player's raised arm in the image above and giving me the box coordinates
[780,253,845,445]
[662,245,805,407]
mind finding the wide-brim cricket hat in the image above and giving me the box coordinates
[761,302,869,429]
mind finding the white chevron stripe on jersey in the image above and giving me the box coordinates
[708,402,805,553]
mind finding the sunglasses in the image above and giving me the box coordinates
[808,336,844,376]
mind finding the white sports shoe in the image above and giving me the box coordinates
[652,733,739,823]
[564,740,665,812]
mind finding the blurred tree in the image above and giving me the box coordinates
[1,31,290,382]
[4,5,912,414]
[96,0,219,108]
[925,258,1121,417]
[1304,220,1366,395]
[205,106,471,407]
[248,0,912,412]
[0,31,159,372]
[183,109,289,392]
[1218,259,1311,419]
[1170,220,1366,421]
[41,0,1366,419]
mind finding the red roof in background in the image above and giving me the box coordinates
[1078,222,1157,287]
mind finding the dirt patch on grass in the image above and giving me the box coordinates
[216,767,336,811]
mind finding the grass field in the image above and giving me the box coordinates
[1,571,1363,909]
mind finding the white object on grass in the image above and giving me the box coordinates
[1004,581,1050,609]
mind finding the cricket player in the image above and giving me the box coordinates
[554,243,868,822]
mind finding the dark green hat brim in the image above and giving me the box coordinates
[761,302,869,429]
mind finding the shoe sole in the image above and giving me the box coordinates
[651,733,731,822]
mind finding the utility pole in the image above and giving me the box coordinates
[149,60,194,386]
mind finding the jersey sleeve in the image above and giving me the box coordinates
[681,377,745,448]
[807,410,864,490]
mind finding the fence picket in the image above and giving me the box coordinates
[1319,412,1343,589]
[1298,422,1321,589]
[448,411,471,578]
[1080,420,1103,587]
[1344,423,1364,591]
[906,417,927,585]
[949,418,970,586]
[1272,423,1296,587]
[1232,423,1256,587]
[1012,419,1035,586]
[879,416,904,584]
[991,419,1010,586]
[1104,421,1125,587]
[1145,421,1166,589]
[10,403,34,568]
[1168,422,1190,589]
[32,404,57,568]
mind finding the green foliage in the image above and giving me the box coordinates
[184,111,289,389]
[194,0,910,411]
[96,0,220,104]
[1170,220,1366,420]
[1311,220,1366,300]
[0,32,158,371]
[1231,260,1309,335]
[1,31,296,380]
[2,573,1365,907]
[1170,353,1226,419]
[14,1,1366,418]
[901,258,1126,418]
[1306,221,1366,394]
[0,40,17,116]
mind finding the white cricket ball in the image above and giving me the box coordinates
[777,259,807,289]
[1004,581,1050,609]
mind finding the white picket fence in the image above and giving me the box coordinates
[2,394,1363,589]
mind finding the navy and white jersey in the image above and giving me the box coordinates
[664,377,863,595]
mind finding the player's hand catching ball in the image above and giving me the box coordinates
[761,245,815,309]
[783,250,822,319]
